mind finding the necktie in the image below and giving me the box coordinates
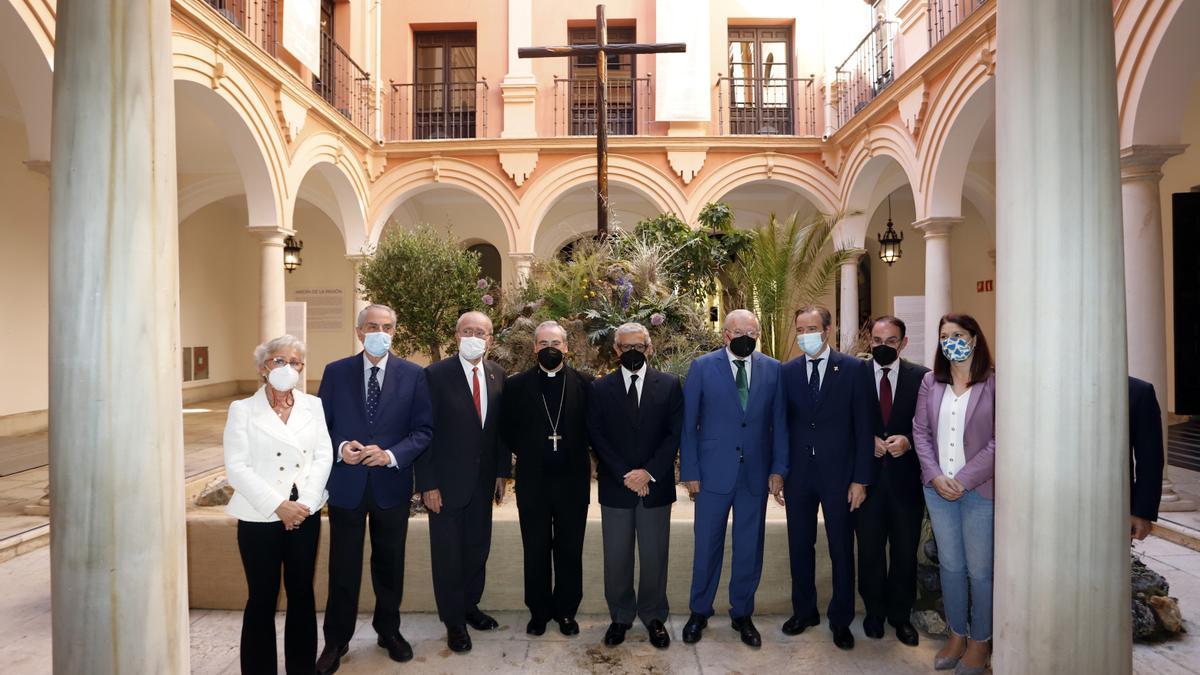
[367,366,380,424]
[471,366,482,423]
[628,373,640,410]
[734,359,748,411]
[879,367,893,428]
[809,358,823,402]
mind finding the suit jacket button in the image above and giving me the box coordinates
[741,423,747,428]
[276,452,281,456]
[279,467,284,471]
[810,422,816,429]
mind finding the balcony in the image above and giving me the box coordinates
[551,77,652,137]
[831,20,897,132]
[385,81,490,141]
[928,0,991,48]
[201,0,276,57]
[715,76,818,136]
[312,33,375,138]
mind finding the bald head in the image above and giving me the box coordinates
[456,311,493,335]
[723,309,759,333]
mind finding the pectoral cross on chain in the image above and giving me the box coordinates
[548,433,563,452]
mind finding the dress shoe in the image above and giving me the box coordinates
[447,625,472,653]
[730,616,762,648]
[555,616,580,635]
[831,624,855,650]
[465,608,499,631]
[681,613,708,644]
[894,620,920,646]
[603,622,630,646]
[315,643,348,675]
[376,633,413,663]
[781,612,820,636]
[646,620,670,649]
[526,617,547,636]
[863,615,885,639]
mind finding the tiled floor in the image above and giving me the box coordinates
[1,536,1198,674]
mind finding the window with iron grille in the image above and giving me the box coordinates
[413,31,478,139]
[567,26,636,136]
[727,27,793,135]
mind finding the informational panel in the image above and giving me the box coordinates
[893,295,926,366]
[281,0,322,74]
[285,302,308,392]
[654,0,711,121]
[292,288,345,331]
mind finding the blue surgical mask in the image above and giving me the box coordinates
[796,332,825,356]
[363,331,392,358]
[941,336,973,363]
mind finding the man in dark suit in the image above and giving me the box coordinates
[588,322,683,649]
[778,304,874,651]
[1129,376,1165,540]
[680,309,788,648]
[502,321,593,637]
[315,304,433,674]
[854,315,929,646]
[417,311,509,654]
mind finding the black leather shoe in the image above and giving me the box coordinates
[863,615,885,639]
[465,608,499,631]
[377,633,413,663]
[447,625,472,653]
[894,620,920,646]
[647,620,670,649]
[526,617,547,636]
[781,612,821,636]
[315,643,348,675]
[832,624,855,650]
[603,622,630,646]
[556,616,580,636]
[731,616,762,648]
[682,613,707,644]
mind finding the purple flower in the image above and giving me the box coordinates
[477,278,489,289]
[481,294,495,306]
[650,312,666,326]
[620,284,633,311]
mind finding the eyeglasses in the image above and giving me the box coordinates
[536,339,565,349]
[615,343,648,353]
[870,337,902,347]
[267,356,305,371]
[459,328,492,338]
[726,329,760,339]
[363,322,395,333]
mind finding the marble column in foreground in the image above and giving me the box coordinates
[254,229,288,343]
[48,0,189,672]
[839,252,863,351]
[994,1,1131,672]
[914,217,960,364]
[1120,144,1194,513]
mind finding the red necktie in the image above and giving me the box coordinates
[472,366,482,422]
[879,367,893,428]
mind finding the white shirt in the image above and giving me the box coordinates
[802,345,832,386]
[937,386,971,478]
[337,353,397,467]
[873,359,899,398]
[621,363,647,404]
[460,354,488,425]
[726,347,752,388]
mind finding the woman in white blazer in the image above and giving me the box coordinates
[223,334,333,675]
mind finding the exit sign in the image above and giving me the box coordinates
[977,280,994,293]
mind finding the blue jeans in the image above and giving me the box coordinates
[923,486,994,640]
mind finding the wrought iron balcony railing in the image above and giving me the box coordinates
[831,20,897,131]
[715,75,818,136]
[552,76,652,137]
[312,34,375,137]
[386,80,489,141]
[201,0,277,56]
[928,0,990,48]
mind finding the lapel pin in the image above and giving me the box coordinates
[833,365,839,373]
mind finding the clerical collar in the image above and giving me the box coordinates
[540,366,563,378]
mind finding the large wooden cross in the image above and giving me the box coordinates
[519,4,685,238]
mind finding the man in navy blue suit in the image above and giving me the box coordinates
[777,305,874,651]
[1128,376,1164,540]
[315,304,433,674]
[680,309,788,648]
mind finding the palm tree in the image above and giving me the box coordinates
[732,212,857,360]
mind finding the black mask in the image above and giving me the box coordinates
[619,348,646,372]
[729,335,756,358]
[872,344,898,366]
[537,347,564,371]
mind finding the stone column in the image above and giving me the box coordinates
[48,0,189,672]
[253,229,288,343]
[994,1,1130,672]
[510,251,535,284]
[914,217,959,365]
[347,254,370,352]
[1120,144,1194,513]
[838,252,864,351]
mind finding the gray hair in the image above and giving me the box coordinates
[614,322,651,343]
[357,303,397,328]
[533,320,568,343]
[254,334,306,369]
[456,311,493,332]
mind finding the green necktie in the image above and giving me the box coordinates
[735,359,748,411]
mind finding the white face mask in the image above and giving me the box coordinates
[267,365,300,392]
[796,332,825,356]
[458,336,487,361]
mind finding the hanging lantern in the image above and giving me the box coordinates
[877,195,903,266]
[283,235,304,273]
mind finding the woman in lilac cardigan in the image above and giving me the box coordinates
[912,313,995,675]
